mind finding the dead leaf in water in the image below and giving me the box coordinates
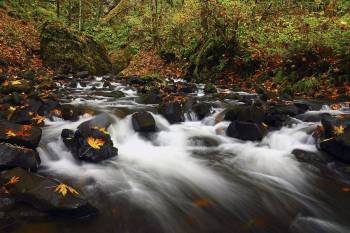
[193,198,210,208]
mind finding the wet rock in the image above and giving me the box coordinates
[9,204,50,221]
[62,114,118,163]
[226,120,267,141]
[292,149,331,165]
[132,112,157,133]
[74,71,89,79]
[179,83,197,94]
[269,104,300,117]
[0,121,42,149]
[78,113,113,132]
[0,93,22,106]
[9,108,44,127]
[0,193,15,211]
[224,105,265,124]
[320,115,350,138]
[204,84,217,94]
[138,94,162,105]
[188,136,219,147]
[0,143,40,171]
[127,76,145,85]
[264,104,301,128]
[0,168,97,217]
[93,91,125,99]
[61,105,79,121]
[38,99,61,117]
[0,79,32,94]
[18,71,35,80]
[294,101,310,114]
[158,102,185,124]
[318,130,350,164]
[295,112,331,122]
[0,212,16,230]
[192,102,212,120]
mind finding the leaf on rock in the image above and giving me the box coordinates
[87,137,105,149]
[333,125,345,136]
[54,183,79,197]
[6,176,20,185]
[32,114,45,124]
[11,80,22,85]
[6,129,17,137]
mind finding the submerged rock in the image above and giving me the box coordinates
[226,120,267,141]
[0,143,41,171]
[0,168,97,217]
[188,136,219,147]
[0,120,42,149]
[131,112,157,133]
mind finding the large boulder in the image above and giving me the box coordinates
[224,105,265,124]
[131,112,157,133]
[0,168,96,217]
[40,21,112,75]
[0,120,42,149]
[192,103,212,120]
[317,116,350,163]
[226,120,267,141]
[158,102,185,124]
[0,143,41,171]
[61,114,118,163]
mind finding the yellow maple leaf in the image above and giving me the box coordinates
[8,106,16,112]
[11,80,22,85]
[333,125,345,136]
[54,183,79,197]
[87,137,105,149]
[6,129,16,137]
[6,176,20,185]
[32,114,45,124]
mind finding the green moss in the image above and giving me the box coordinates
[40,21,112,75]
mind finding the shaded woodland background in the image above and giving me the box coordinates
[0,0,350,99]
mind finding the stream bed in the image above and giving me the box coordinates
[11,77,350,233]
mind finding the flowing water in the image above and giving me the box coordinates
[15,77,350,233]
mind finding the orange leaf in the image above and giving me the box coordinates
[87,137,105,149]
[193,198,210,208]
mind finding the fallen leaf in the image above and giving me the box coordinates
[333,125,345,136]
[6,176,20,185]
[87,137,105,149]
[6,129,16,137]
[54,183,79,197]
[193,198,210,208]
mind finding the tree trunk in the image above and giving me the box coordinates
[79,0,82,31]
[56,0,60,17]
[200,0,209,39]
[151,0,158,47]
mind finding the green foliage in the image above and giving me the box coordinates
[293,77,320,95]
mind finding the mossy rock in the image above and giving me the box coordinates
[40,21,112,75]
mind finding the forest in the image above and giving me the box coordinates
[0,0,350,233]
